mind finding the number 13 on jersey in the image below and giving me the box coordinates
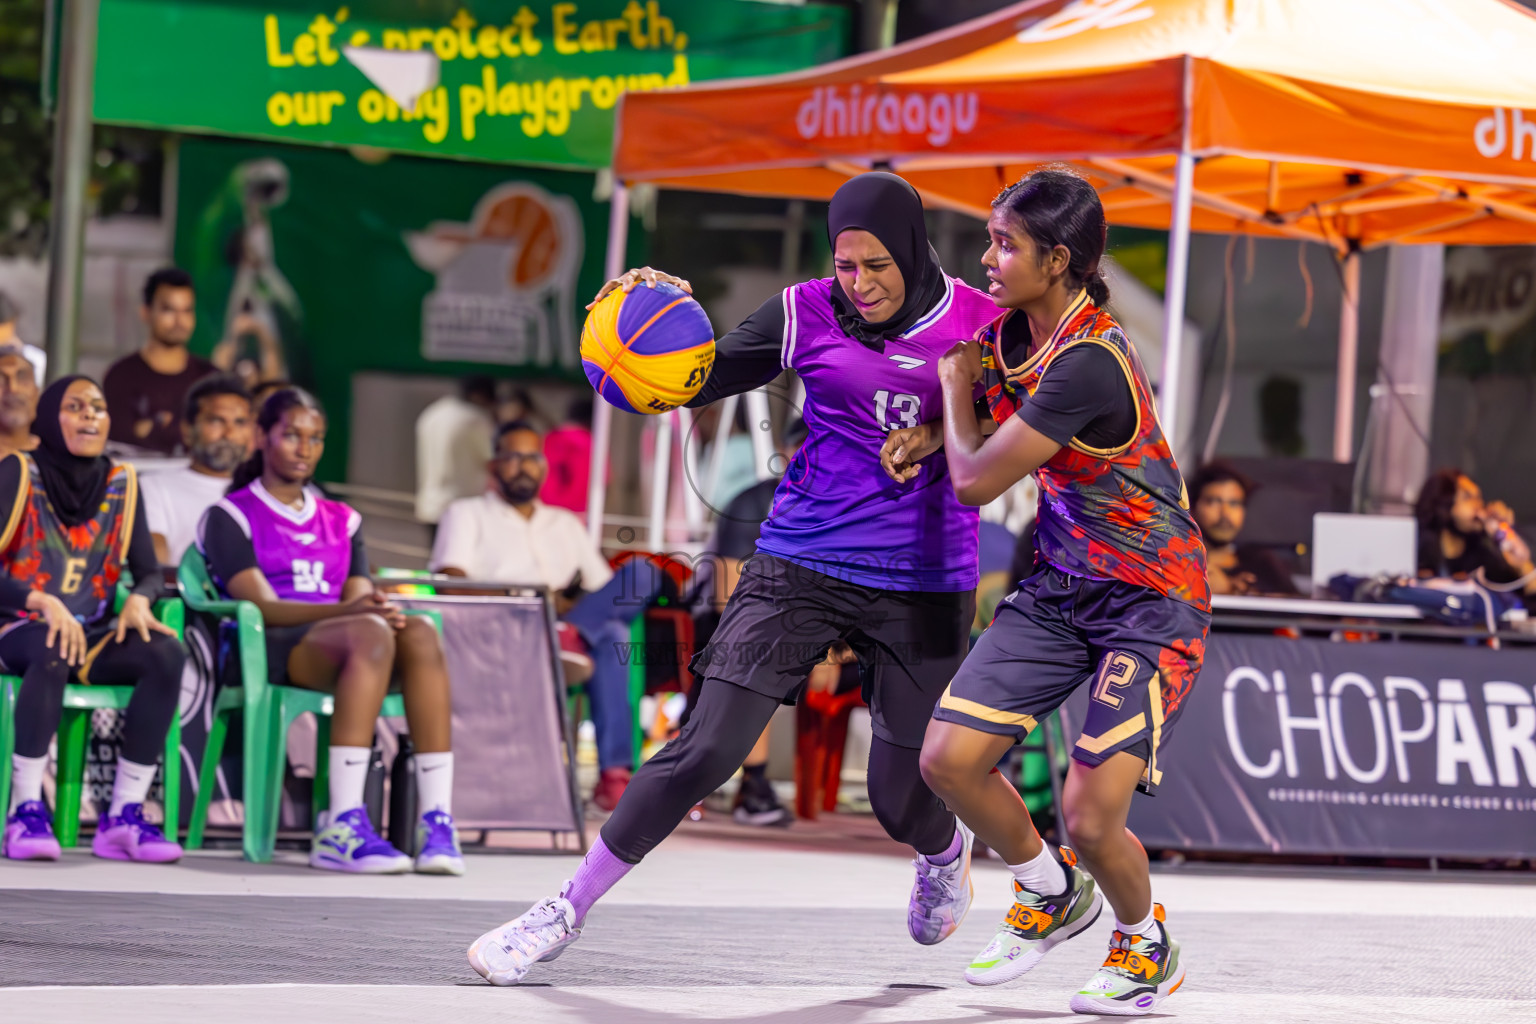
[875,390,921,430]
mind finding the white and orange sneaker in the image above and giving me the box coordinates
[1069,903,1185,1016]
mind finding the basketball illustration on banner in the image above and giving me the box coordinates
[405,181,583,368]
[581,283,715,414]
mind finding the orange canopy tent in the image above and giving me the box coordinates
[593,0,1536,524]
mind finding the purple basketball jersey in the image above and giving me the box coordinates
[756,276,999,592]
[214,482,361,602]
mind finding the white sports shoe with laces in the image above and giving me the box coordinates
[907,822,975,944]
[467,893,582,986]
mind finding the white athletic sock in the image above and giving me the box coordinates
[1007,844,1067,897]
[413,751,453,815]
[109,758,157,817]
[1116,905,1158,939]
[328,746,371,817]
[10,754,47,812]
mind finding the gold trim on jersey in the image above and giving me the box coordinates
[76,630,115,685]
[1144,671,1166,788]
[0,452,28,552]
[117,464,138,561]
[985,289,1091,388]
[1075,712,1148,755]
[1031,336,1144,458]
[938,684,1039,732]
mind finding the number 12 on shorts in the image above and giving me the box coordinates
[1092,652,1138,708]
[875,390,921,430]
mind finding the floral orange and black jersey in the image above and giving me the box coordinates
[0,455,138,626]
[979,291,1210,612]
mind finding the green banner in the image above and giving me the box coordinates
[96,0,847,167]
[174,135,642,478]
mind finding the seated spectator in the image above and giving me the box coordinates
[102,268,216,455]
[1415,468,1536,600]
[415,376,496,531]
[142,374,253,566]
[0,343,39,455]
[1,377,186,863]
[431,420,666,812]
[0,290,48,385]
[1190,461,1299,596]
[197,387,461,875]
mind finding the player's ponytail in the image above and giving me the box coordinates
[993,167,1111,307]
[228,450,263,493]
[227,386,325,493]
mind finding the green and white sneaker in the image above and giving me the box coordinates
[964,846,1103,986]
[309,807,412,874]
[1069,903,1185,1016]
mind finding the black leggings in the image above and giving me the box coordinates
[601,678,955,863]
[3,621,186,765]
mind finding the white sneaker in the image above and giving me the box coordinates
[467,894,582,986]
[907,822,974,945]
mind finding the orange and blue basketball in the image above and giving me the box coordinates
[581,283,715,414]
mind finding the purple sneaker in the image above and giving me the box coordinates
[310,806,411,874]
[4,800,61,861]
[414,809,465,875]
[92,803,183,863]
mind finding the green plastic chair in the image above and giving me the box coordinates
[177,547,437,863]
[0,591,185,846]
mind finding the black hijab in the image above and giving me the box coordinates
[33,375,113,528]
[826,171,948,348]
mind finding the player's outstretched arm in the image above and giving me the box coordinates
[938,341,1060,506]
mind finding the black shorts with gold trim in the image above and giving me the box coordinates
[932,565,1209,795]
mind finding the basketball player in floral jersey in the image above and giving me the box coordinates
[1,377,186,863]
[895,170,1209,1016]
[198,388,460,875]
[468,172,999,986]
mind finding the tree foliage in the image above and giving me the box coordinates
[0,0,164,258]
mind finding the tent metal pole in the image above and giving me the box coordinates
[648,411,673,551]
[43,0,100,382]
[745,389,775,480]
[678,405,706,532]
[587,182,630,546]
[1158,152,1195,451]
[1333,248,1362,463]
[704,393,738,504]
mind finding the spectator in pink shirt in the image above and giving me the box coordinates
[542,397,595,519]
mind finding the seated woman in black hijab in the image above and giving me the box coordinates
[0,376,185,863]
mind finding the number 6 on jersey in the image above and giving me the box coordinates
[875,390,921,430]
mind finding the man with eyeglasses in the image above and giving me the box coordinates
[431,419,660,811]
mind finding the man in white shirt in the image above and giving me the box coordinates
[142,374,254,565]
[432,420,665,811]
[415,376,497,530]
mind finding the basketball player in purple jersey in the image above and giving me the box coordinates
[197,388,462,875]
[467,172,999,986]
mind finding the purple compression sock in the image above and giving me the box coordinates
[561,837,634,926]
[924,825,964,866]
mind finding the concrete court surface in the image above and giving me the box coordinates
[2,832,1534,1024]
